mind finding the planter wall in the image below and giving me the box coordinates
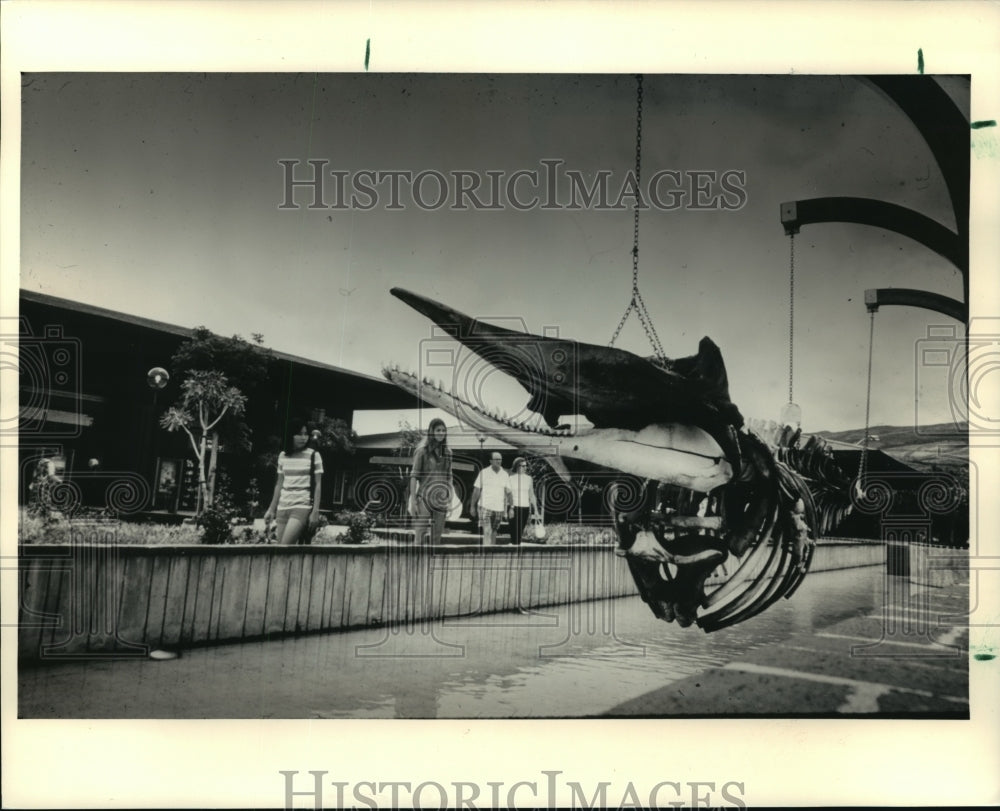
[18,538,884,662]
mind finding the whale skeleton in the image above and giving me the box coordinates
[384,288,840,632]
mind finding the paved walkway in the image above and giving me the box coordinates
[605,577,969,716]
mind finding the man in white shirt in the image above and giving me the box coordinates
[471,452,510,545]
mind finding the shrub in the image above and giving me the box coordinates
[332,510,375,544]
[115,522,200,545]
[539,522,616,545]
[233,524,271,544]
[19,511,72,544]
[297,513,329,545]
[197,503,238,544]
[244,476,262,520]
[197,471,242,544]
[26,459,61,522]
[18,509,203,545]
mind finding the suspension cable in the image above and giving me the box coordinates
[788,233,795,404]
[609,74,667,364]
[857,309,876,490]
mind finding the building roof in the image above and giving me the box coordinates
[829,447,920,474]
[822,437,868,451]
[19,288,394,388]
[355,424,518,451]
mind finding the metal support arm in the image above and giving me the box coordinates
[864,288,967,323]
[780,197,966,275]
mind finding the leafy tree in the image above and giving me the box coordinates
[160,371,246,513]
[572,474,603,524]
[390,419,423,517]
[171,327,272,395]
[310,413,358,456]
[164,328,273,512]
[395,419,422,458]
[170,327,272,452]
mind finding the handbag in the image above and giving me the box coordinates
[531,514,547,542]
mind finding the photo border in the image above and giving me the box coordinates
[3,1,998,807]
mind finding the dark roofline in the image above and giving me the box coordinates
[829,447,919,473]
[20,288,392,387]
[22,288,191,337]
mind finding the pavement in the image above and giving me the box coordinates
[604,576,970,717]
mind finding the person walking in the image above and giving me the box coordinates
[408,418,453,545]
[508,457,539,545]
[471,451,510,545]
[264,419,323,545]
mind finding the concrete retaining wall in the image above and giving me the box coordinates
[18,538,884,662]
[811,538,887,571]
[908,543,969,587]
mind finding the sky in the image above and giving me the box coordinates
[19,72,973,435]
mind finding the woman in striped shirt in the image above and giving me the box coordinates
[264,420,323,545]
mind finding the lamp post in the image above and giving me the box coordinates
[146,367,170,509]
[147,366,169,398]
[476,433,486,459]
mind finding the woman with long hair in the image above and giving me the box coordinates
[407,417,452,545]
[508,456,539,545]
[264,419,323,545]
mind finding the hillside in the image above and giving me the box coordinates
[815,422,968,482]
[815,422,968,449]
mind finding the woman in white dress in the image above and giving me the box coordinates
[508,456,538,545]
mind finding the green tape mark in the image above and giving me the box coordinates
[917,48,924,74]
[973,653,996,661]
[971,120,997,129]
[364,38,371,71]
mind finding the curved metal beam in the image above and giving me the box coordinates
[779,77,970,322]
[865,76,969,246]
[780,197,965,275]
[864,287,967,323]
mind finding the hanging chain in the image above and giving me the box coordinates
[610,74,643,347]
[788,233,795,403]
[857,309,876,490]
[630,75,648,339]
[609,300,634,346]
[610,74,667,364]
[628,76,668,361]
